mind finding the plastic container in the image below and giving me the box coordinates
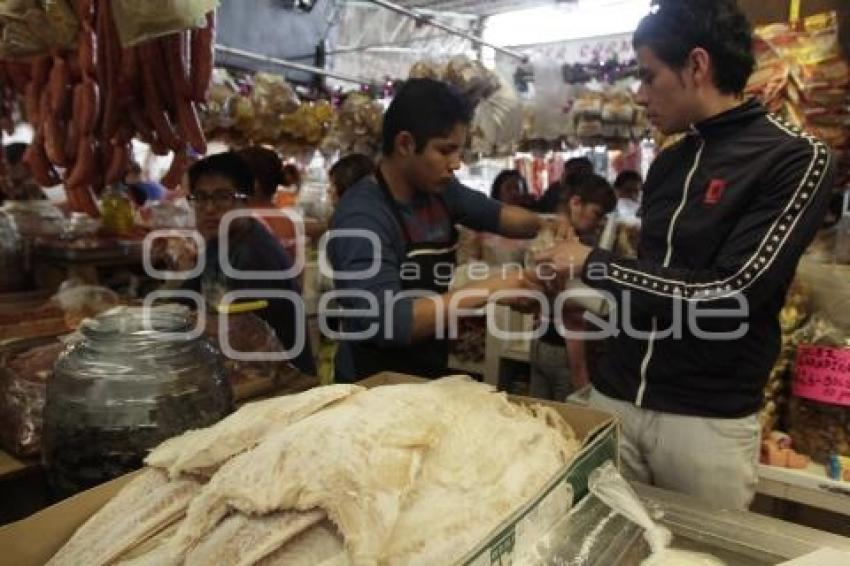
[786,315,850,463]
[100,185,135,235]
[2,200,65,238]
[42,306,232,497]
[789,396,850,463]
[0,210,27,292]
[0,335,65,458]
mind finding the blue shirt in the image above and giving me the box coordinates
[328,175,502,381]
[185,219,315,375]
[129,182,166,205]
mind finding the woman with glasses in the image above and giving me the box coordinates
[183,152,315,375]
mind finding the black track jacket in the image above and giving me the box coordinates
[582,99,835,418]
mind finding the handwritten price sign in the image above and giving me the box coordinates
[793,345,850,407]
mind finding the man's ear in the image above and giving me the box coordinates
[394,131,416,157]
[688,47,712,88]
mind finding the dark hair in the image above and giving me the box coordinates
[563,174,617,213]
[236,146,283,199]
[564,157,594,178]
[614,170,642,188]
[188,152,255,196]
[281,164,301,188]
[4,143,27,166]
[329,153,374,198]
[489,169,528,201]
[382,78,474,156]
[633,0,754,95]
[127,184,146,207]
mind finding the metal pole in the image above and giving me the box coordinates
[214,44,372,85]
[365,0,528,61]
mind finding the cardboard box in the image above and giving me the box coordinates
[0,372,618,566]
[0,473,133,565]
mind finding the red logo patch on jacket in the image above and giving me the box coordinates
[704,179,727,205]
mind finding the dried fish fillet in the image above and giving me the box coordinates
[48,378,580,566]
[381,381,578,564]
[146,384,364,478]
[186,510,325,566]
[47,468,200,566]
[171,383,450,564]
[259,522,348,566]
[115,519,181,562]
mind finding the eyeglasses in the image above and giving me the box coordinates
[187,190,249,207]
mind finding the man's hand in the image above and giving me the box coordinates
[412,269,545,340]
[545,214,577,241]
[452,268,544,310]
[533,239,592,280]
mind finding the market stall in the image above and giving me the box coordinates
[0,0,849,563]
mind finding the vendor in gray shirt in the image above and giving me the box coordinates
[328,79,552,383]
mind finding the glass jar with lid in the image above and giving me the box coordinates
[42,305,232,497]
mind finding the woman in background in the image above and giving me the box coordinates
[273,163,302,209]
[489,169,531,207]
[328,153,375,202]
[237,146,300,260]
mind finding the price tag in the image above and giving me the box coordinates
[793,345,850,406]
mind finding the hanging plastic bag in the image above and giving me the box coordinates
[589,461,727,565]
[588,461,672,555]
[111,0,217,47]
[0,0,78,58]
[471,71,523,154]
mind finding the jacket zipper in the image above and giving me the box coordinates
[636,138,705,407]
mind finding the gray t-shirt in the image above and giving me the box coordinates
[328,175,503,380]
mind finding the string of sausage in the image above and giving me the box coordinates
[1,1,215,213]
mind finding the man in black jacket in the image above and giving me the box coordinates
[537,0,834,509]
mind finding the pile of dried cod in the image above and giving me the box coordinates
[47,376,580,565]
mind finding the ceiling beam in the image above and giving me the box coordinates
[365,0,528,59]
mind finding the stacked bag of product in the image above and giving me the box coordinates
[746,11,850,187]
[321,92,384,158]
[567,88,649,143]
[758,278,812,437]
[784,314,850,468]
[758,280,815,473]
[782,258,850,477]
[410,55,522,155]
[202,69,303,148]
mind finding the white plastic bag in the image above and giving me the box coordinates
[588,461,672,555]
[51,280,120,328]
[111,0,217,47]
[589,462,727,565]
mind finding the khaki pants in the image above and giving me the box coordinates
[589,388,760,510]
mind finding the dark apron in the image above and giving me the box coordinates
[348,171,458,379]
